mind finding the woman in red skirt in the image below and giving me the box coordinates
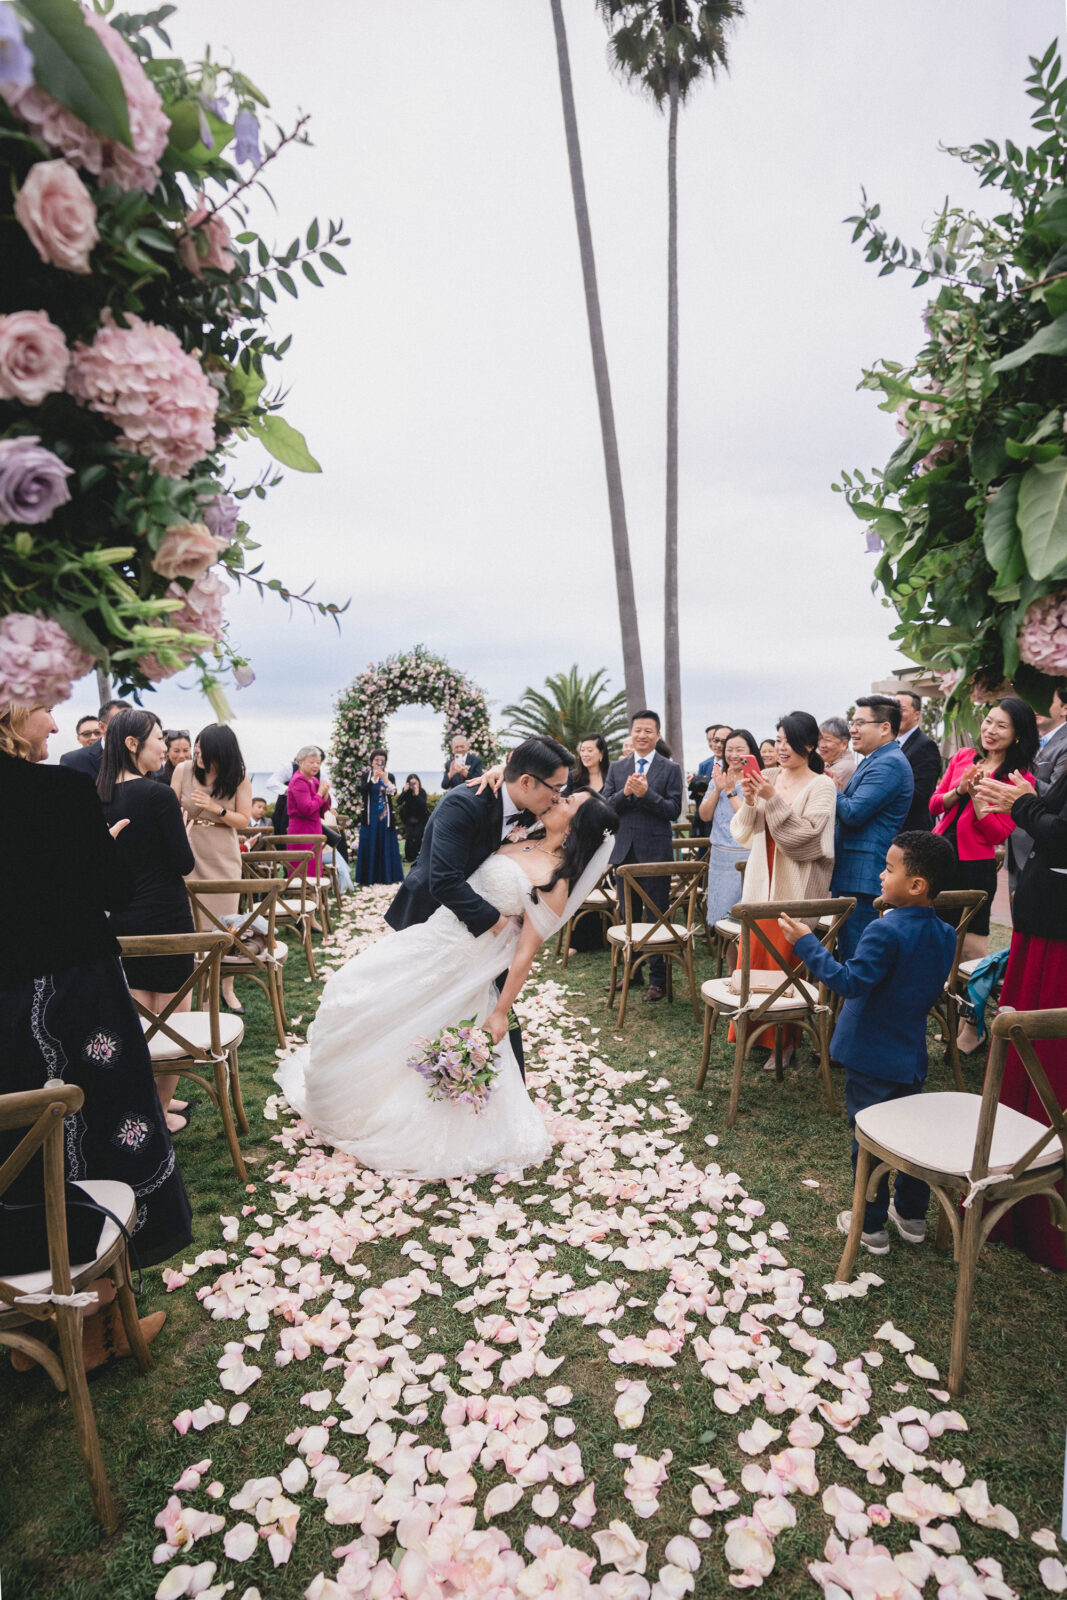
[978,763,1067,1269]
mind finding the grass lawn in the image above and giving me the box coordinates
[1,892,1062,1600]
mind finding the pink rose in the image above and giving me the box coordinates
[0,311,69,405]
[178,204,236,278]
[152,520,225,581]
[13,160,98,273]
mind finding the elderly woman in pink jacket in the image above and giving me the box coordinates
[285,745,331,879]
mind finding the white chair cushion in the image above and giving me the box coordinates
[856,1091,1064,1178]
[279,899,309,917]
[222,939,287,966]
[583,889,615,908]
[817,914,833,928]
[956,958,982,980]
[607,921,690,947]
[0,1178,135,1299]
[715,918,741,937]
[142,1011,244,1060]
[701,976,819,1012]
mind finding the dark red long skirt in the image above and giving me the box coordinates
[988,931,1067,1270]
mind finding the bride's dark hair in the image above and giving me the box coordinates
[531,793,618,901]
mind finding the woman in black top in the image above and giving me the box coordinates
[397,774,429,863]
[99,710,196,1133]
[0,703,192,1291]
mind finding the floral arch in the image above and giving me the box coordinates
[331,646,495,810]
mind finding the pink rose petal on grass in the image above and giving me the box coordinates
[1040,1557,1067,1592]
[484,1482,523,1520]
[228,1402,250,1426]
[223,1523,259,1562]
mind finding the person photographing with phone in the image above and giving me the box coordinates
[699,728,761,925]
[355,748,403,886]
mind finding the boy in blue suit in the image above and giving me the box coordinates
[779,830,957,1256]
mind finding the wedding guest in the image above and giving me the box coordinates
[690,724,730,837]
[59,698,130,777]
[977,760,1067,1269]
[1007,680,1067,892]
[700,729,759,924]
[896,692,942,832]
[249,796,269,827]
[730,712,836,1064]
[442,734,484,790]
[398,774,430,863]
[929,696,1037,961]
[603,710,684,1002]
[98,710,195,1134]
[831,696,914,961]
[173,724,251,1012]
[760,739,779,771]
[74,713,102,747]
[356,749,404,885]
[264,756,297,832]
[569,734,611,794]
[818,717,857,787]
[286,745,331,877]
[0,702,190,1362]
[153,728,191,786]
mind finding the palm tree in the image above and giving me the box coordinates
[549,0,646,716]
[597,0,745,771]
[501,665,630,753]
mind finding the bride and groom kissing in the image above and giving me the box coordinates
[276,738,619,1178]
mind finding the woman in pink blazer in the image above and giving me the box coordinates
[930,696,1038,960]
[286,745,331,878]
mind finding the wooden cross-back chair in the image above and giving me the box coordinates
[185,876,289,1047]
[241,847,319,977]
[553,867,618,970]
[606,860,707,1025]
[697,897,856,1128]
[871,888,988,1091]
[837,1006,1067,1394]
[670,835,715,954]
[118,933,247,1181]
[0,1083,153,1528]
[257,831,339,922]
[711,858,747,977]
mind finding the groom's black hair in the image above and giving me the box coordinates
[504,736,574,782]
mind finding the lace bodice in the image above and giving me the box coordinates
[468,854,538,918]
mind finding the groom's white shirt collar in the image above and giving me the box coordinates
[501,783,526,838]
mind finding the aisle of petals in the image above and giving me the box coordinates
[152,890,1063,1600]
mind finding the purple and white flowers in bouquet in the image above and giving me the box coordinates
[407,1018,500,1114]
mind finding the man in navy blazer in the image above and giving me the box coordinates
[830,696,913,960]
[895,692,941,832]
[58,698,129,777]
[602,710,684,1000]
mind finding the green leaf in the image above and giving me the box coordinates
[19,0,132,147]
[1018,455,1067,578]
[991,312,1067,372]
[306,217,319,250]
[301,260,322,287]
[319,251,346,275]
[1044,278,1067,320]
[277,269,297,298]
[969,417,1013,485]
[981,475,1023,578]
[252,415,321,473]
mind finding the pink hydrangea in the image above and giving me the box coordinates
[0,612,93,704]
[137,570,228,681]
[1017,589,1067,676]
[1,10,169,192]
[0,311,69,405]
[68,311,218,478]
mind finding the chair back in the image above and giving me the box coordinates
[242,848,313,914]
[934,889,989,990]
[615,860,705,953]
[0,1083,83,1315]
[671,833,711,862]
[973,1009,1067,1188]
[186,877,283,973]
[255,834,323,873]
[730,897,855,1020]
[117,933,229,1062]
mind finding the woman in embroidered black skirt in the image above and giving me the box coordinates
[0,705,192,1292]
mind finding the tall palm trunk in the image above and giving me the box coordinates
[663,62,683,769]
[550,0,646,716]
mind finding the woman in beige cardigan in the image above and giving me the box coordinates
[729,711,836,1064]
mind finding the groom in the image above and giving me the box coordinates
[386,736,573,1077]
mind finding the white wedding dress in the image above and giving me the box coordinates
[275,844,611,1179]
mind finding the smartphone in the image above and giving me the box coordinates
[739,755,761,780]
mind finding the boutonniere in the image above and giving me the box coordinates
[505,825,529,843]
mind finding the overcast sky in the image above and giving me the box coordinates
[53,0,1060,774]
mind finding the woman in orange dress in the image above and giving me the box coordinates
[728,712,837,1066]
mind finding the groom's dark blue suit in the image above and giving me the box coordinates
[386,784,531,1076]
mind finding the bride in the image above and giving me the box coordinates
[275,789,617,1178]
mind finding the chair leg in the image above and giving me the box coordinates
[684,942,700,1022]
[727,1016,747,1128]
[665,960,674,1002]
[608,946,619,1006]
[948,1203,983,1396]
[618,960,633,1027]
[269,969,287,1048]
[944,1002,965,1093]
[215,1058,248,1181]
[55,1304,117,1530]
[697,1001,713,1089]
[229,1046,250,1136]
[933,1198,953,1254]
[560,919,572,971]
[111,1256,153,1371]
[835,1145,871,1281]
[303,917,317,981]
[816,1009,837,1114]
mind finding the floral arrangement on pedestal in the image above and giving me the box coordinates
[331,646,496,814]
[0,0,348,712]
[837,44,1067,728]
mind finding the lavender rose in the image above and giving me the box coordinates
[0,435,72,524]
[0,311,69,405]
[13,159,99,274]
[200,491,239,544]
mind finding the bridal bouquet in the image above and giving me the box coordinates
[407,1019,500,1113]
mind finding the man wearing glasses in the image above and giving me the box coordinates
[830,696,914,960]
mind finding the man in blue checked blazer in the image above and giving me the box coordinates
[830,695,913,961]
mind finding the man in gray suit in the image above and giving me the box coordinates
[1008,680,1067,890]
[603,709,684,1002]
[58,699,130,777]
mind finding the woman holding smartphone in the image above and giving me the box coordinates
[355,748,404,885]
[699,729,762,924]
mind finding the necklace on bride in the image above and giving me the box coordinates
[523,842,563,859]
